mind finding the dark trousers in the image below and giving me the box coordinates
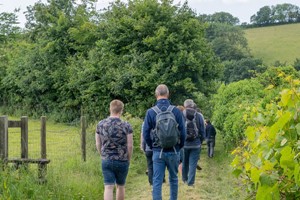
[145,151,153,185]
[207,139,215,157]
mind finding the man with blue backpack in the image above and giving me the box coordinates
[182,99,205,186]
[143,84,186,200]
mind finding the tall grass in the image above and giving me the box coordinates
[245,23,300,66]
[1,115,104,199]
[1,115,246,199]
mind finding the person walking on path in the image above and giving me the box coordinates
[143,84,186,200]
[205,119,217,158]
[95,100,133,200]
[182,99,205,186]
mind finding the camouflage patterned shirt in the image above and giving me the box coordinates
[96,117,133,161]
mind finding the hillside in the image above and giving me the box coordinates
[244,23,300,66]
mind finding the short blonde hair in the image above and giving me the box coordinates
[110,100,124,115]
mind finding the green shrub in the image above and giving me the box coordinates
[231,76,300,199]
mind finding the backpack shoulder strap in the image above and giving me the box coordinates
[193,111,197,119]
[166,105,175,112]
[152,105,161,114]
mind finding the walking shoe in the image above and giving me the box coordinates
[196,165,202,170]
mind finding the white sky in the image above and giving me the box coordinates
[1,0,300,27]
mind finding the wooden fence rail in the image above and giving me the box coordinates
[0,116,50,183]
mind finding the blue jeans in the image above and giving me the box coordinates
[152,151,180,200]
[101,159,129,186]
[182,148,201,185]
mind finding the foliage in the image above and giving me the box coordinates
[0,10,21,41]
[0,0,222,122]
[212,67,299,148]
[231,75,300,199]
[0,0,100,121]
[198,12,239,25]
[293,58,300,71]
[69,0,222,119]
[211,79,264,148]
[250,3,300,26]
[205,22,250,62]
[223,57,265,84]
[202,20,267,84]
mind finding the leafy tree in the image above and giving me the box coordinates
[251,6,272,25]
[1,0,99,121]
[250,3,300,25]
[272,3,300,23]
[0,10,21,42]
[205,23,250,62]
[72,0,222,118]
[223,57,265,84]
[199,12,239,25]
[0,10,21,106]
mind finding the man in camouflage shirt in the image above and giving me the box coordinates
[96,100,133,200]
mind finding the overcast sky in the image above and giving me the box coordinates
[1,0,300,27]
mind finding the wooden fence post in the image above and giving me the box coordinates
[21,116,28,168]
[0,116,8,164]
[81,116,86,162]
[39,116,47,183]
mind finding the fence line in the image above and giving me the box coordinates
[0,116,50,183]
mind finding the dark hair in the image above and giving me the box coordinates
[205,119,211,124]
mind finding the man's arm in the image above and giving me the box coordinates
[127,133,133,161]
[143,110,153,149]
[95,132,101,155]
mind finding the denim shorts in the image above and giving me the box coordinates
[101,159,129,186]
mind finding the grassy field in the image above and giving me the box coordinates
[0,115,247,199]
[244,23,300,66]
[0,115,103,199]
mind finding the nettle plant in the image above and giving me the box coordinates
[231,75,300,200]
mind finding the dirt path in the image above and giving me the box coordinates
[126,138,247,200]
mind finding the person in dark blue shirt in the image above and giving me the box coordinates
[205,119,217,158]
[143,84,185,200]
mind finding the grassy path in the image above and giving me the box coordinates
[126,136,247,200]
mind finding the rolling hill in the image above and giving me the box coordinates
[244,23,300,66]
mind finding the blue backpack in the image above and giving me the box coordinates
[152,105,180,149]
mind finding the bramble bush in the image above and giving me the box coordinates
[231,74,300,199]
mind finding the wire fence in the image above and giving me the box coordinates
[4,117,86,167]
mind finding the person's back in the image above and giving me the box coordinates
[205,119,216,158]
[95,100,133,200]
[143,84,185,200]
[182,99,205,186]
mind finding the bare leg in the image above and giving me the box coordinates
[104,185,114,200]
[116,185,125,200]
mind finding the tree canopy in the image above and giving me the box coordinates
[0,0,222,121]
[251,3,300,25]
